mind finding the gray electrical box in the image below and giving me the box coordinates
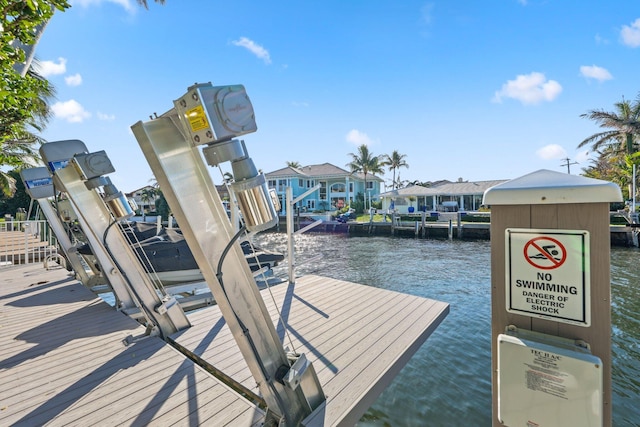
[173,83,257,146]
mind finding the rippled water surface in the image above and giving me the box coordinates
[255,232,640,427]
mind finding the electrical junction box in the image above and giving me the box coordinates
[173,83,257,146]
[497,332,602,427]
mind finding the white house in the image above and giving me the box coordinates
[379,179,508,213]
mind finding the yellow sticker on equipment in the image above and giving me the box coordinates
[186,105,209,132]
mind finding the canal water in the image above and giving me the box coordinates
[255,232,640,427]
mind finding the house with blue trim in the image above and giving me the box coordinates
[265,163,383,214]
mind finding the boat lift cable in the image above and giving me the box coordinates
[119,221,168,295]
[215,225,289,421]
[103,220,157,333]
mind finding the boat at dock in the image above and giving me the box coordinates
[76,221,285,285]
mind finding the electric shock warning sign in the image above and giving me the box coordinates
[505,228,590,326]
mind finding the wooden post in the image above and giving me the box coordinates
[484,170,622,427]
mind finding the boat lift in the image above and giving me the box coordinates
[19,166,106,290]
[39,140,190,339]
[131,82,325,425]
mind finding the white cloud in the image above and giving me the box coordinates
[536,144,566,160]
[579,65,612,82]
[345,129,373,146]
[65,73,83,86]
[97,111,116,121]
[621,18,640,47]
[493,72,562,105]
[73,0,135,13]
[232,37,271,64]
[51,100,91,123]
[37,57,67,77]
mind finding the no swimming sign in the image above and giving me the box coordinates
[505,228,591,327]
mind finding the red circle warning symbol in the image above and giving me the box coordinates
[523,236,567,270]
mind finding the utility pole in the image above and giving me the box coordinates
[560,157,578,174]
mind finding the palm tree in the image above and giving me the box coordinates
[578,94,640,156]
[139,186,158,220]
[579,94,640,199]
[380,150,409,190]
[346,144,384,202]
[286,161,301,169]
[1,62,55,197]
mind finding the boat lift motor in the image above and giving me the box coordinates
[132,82,325,425]
[39,140,190,338]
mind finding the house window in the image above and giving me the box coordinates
[349,183,354,192]
[331,183,346,192]
[278,179,287,191]
[307,200,315,210]
[298,179,304,187]
[268,180,276,188]
[319,181,327,200]
[366,181,374,190]
[306,179,315,188]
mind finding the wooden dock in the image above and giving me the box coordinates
[170,275,449,426]
[0,263,265,426]
[1,264,448,426]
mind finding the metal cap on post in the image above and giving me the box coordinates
[484,169,622,427]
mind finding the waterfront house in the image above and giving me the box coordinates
[265,163,383,214]
[379,179,508,213]
[126,185,157,214]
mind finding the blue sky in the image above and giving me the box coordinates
[34,0,640,192]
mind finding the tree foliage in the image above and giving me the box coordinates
[346,144,384,193]
[0,169,31,216]
[578,94,640,156]
[1,1,70,138]
[380,150,409,190]
[1,0,71,196]
[579,93,640,202]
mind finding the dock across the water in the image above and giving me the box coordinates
[281,215,638,247]
[0,263,448,426]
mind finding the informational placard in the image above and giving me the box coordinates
[505,228,590,326]
[498,333,602,426]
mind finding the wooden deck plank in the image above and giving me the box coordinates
[171,274,449,427]
[0,264,264,427]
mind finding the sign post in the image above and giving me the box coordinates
[483,169,622,427]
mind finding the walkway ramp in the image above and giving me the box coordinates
[0,264,264,426]
[170,275,449,426]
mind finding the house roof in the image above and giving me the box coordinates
[125,185,156,197]
[265,162,383,182]
[379,179,509,198]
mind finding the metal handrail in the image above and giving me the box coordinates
[0,219,58,267]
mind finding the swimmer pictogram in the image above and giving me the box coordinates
[523,236,567,270]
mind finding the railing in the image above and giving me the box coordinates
[0,220,58,267]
